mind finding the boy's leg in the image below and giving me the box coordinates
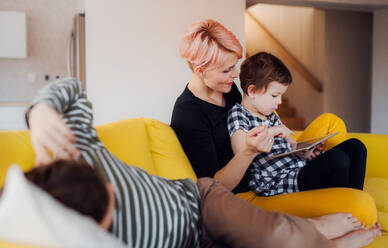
[298,138,367,191]
[297,113,347,151]
[336,138,367,190]
[197,178,333,248]
[297,146,351,191]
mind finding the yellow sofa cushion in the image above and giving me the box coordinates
[238,187,377,229]
[0,241,41,248]
[144,118,197,181]
[365,178,388,230]
[96,118,156,175]
[0,118,196,186]
[346,133,388,179]
[0,131,35,186]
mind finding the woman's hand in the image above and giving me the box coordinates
[245,126,274,155]
[219,126,275,190]
[28,103,80,166]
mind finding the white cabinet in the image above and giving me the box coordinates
[0,11,27,58]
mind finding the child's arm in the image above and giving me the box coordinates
[228,105,274,156]
[230,127,273,155]
[230,130,249,155]
[27,78,96,166]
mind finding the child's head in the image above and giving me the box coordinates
[239,52,292,117]
[24,160,111,226]
[240,52,292,93]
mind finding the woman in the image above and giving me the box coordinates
[171,19,374,239]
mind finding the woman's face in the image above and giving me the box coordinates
[201,52,239,93]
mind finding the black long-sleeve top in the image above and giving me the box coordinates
[171,83,250,194]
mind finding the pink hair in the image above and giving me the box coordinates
[180,19,243,70]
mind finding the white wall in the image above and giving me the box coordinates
[324,10,372,132]
[0,11,27,58]
[0,106,27,130]
[0,0,81,102]
[0,0,82,130]
[371,8,388,134]
[85,0,245,125]
[246,4,325,125]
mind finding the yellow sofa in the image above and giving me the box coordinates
[0,118,387,247]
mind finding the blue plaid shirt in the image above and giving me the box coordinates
[227,103,306,196]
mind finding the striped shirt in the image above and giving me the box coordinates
[227,103,306,196]
[31,78,201,247]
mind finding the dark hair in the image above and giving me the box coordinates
[25,160,109,223]
[239,52,292,94]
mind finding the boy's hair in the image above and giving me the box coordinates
[180,19,243,70]
[239,52,292,94]
[25,160,109,223]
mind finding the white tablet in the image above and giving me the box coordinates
[268,132,339,159]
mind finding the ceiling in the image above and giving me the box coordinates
[246,0,388,11]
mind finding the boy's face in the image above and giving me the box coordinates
[251,81,288,118]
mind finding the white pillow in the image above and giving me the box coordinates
[0,165,125,248]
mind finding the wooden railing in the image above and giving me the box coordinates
[246,10,323,92]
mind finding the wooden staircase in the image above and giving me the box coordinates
[245,10,322,132]
[277,97,305,131]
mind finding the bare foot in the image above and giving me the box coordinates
[308,213,363,239]
[332,223,382,248]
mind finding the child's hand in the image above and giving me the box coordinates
[300,145,323,161]
[269,125,295,138]
[269,125,296,149]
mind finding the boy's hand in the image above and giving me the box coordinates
[29,103,80,166]
[269,125,295,138]
[299,145,323,161]
[269,125,296,149]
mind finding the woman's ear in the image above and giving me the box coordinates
[100,183,115,230]
[193,66,204,77]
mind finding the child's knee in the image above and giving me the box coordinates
[346,138,367,155]
[327,150,351,173]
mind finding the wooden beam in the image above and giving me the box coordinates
[246,10,323,92]
[246,0,388,11]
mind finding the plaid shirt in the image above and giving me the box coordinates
[227,103,306,196]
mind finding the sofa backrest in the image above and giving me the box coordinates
[0,118,197,187]
[0,130,35,186]
[346,132,388,179]
[96,118,197,181]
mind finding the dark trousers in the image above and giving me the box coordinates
[197,178,332,248]
[298,138,367,191]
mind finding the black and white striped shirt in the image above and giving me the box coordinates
[31,78,201,247]
[227,103,306,196]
